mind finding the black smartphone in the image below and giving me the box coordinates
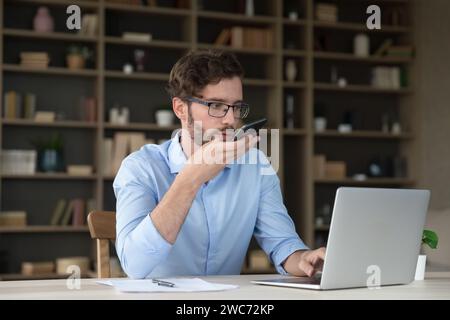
[233,118,268,141]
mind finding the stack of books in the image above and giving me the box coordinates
[219,27,273,49]
[49,198,96,226]
[371,66,402,89]
[1,150,37,175]
[20,52,50,69]
[122,32,152,42]
[21,261,55,276]
[373,39,414,58]
[0,211,27,227]
[386,45,414,58]
[315,3,338,22]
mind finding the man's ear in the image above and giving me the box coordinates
[172,97,187,122]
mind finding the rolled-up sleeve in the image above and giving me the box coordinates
[113,155,172,279]
[253,166,309,275]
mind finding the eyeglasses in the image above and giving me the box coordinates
[185,96,250,119]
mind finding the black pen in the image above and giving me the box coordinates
[152,279,175,287]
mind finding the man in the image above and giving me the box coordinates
[114,50,325,279]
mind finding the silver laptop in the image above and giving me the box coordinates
[252,187,430,290]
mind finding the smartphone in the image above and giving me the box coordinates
[233,118,268,141]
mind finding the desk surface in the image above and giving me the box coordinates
[1,273,450,300]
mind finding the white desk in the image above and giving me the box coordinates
[0,273,450,300]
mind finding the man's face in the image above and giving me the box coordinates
[185,76,243,144]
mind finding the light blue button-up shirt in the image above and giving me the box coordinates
[113,133,308,279]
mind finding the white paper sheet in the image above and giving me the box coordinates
[97,278,239,293]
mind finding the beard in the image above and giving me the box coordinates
[186,105,236,145]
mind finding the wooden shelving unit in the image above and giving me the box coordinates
[0,0,416,275]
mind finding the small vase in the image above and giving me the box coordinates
[415,254,426,281]
[67,54,85,70]
[33,6,54,33]
[155,110,174,127]
[285,60,297,82]
[39,149,63,172]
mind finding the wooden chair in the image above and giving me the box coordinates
[87,211,116,278]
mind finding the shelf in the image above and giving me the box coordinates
[314,82,412,94]
[283,49,307,57]
[11,0,100,9]
[282,18,308,26]
[104,2,191,17]
[104,70,168,81]
[197,10,276,24]
[283,81,306,88]
[3,28,98,42]
[313,20,410,33]
[197,43,275,55]
[314,51,413,64]
[2,64,99,77]
[0,226,89,233]
[104,122,179,131]
[1,173,98,180]
[315,178,415,186]
[104,36,190,49]
[284,129,307,136]
[2,118,97,129]
[315,130,412,139]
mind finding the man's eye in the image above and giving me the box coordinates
[210,103,227,110]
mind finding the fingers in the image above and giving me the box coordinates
[299,248,326,277]
[298,259,315,277]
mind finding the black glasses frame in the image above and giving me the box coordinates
[185,96,250,119]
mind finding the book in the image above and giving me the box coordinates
[67,165,93,176]
[24,93,36,119]
[231,27,244,48]
[60,200,74,226]
[214,29,231,46]
[112,132,131,175]
[0,211,27,227]
[102,138,113,176]
[129,133,146,153]
[373,39,393,57]
[50,199,67,226]
[79,14,98,36]
[71,199,86,226]
[122,32,152,42]
[34,111,56,122]
[21,261,55,275]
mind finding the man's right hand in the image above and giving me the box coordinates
[182,133,259,187]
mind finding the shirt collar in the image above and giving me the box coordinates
[167,132,232,174]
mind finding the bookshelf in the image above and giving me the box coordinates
[0,0,416,276]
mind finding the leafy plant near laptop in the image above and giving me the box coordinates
[422,229,438,249]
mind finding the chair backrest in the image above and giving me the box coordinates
[87,211,116,278]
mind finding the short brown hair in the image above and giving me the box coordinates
[166,50,244,99]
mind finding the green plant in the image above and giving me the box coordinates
[422,229,438,249]
[31,133,64,152]
[67,44,93,60]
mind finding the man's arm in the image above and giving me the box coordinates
[152,134,258,244]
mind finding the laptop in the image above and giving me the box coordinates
[252,187,430,290]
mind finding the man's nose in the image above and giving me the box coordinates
[222,107,236,126]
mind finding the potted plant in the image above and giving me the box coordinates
[415,229,439,280]
[66,45,92,70]
[31,133,65,173]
